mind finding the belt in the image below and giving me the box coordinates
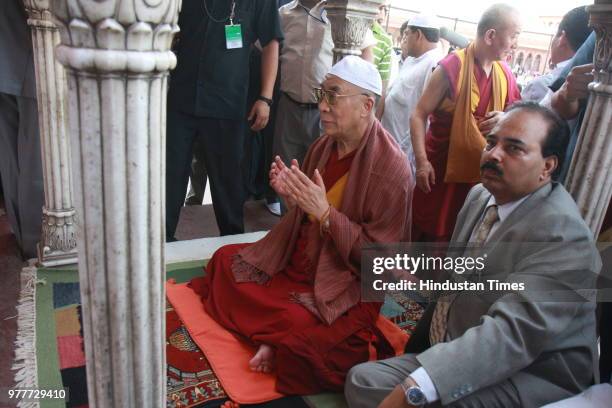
[283,92,319,109]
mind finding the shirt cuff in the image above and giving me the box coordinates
[410,367,440,403]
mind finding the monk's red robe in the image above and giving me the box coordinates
[412,52,521,242]
[189,147,400,395]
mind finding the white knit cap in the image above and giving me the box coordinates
[327,55,383,96]
[408,13,441,30]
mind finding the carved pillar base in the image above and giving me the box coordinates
[565,1,612,236]
[50,0,180,405]
[38,208,78,266]
[325,0,382,63]
[24,1,78,267]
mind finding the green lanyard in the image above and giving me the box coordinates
[202,0,242,49]
[202,0,236,24]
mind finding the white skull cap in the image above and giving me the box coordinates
[407,13,441,30]
[327,55,382,96]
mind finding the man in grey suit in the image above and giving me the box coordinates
[0,0,44,259]
[345,102,601,407]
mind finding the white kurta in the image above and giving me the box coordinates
[381,47,443,172]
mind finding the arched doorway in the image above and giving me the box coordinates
[515,52,524,70]
[523,53,533,73]
[533,54,542,73]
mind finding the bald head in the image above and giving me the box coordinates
[477,3,520,38]
[475,3,521,61]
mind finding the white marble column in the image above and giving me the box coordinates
[565,0,612,236]
[23,0,78,267]
[49,0,180,406]
[325,0,382,63]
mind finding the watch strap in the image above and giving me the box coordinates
[257,95,273,106]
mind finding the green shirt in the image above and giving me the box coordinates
[372,22,393,81]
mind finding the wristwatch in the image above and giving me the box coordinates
[257,95,273,106]
[401,378,427,406]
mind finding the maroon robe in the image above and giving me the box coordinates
[412,52,521,242]
[190,148,401,395]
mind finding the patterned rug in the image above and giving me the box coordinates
[18,263,423,408]
[167,303,227,407]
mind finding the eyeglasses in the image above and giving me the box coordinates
[313,87,370,106]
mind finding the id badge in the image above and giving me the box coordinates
[225,24,243,49]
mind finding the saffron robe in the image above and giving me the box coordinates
[190,124,413,394]
[412,47,520,242]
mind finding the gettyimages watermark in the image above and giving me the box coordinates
[360,242,611,303]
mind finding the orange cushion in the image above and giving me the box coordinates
[166,281,284,404]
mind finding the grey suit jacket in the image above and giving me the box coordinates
[0,0,36,98]
[416,182,601,407]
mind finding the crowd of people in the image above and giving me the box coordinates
[1,0,611,406]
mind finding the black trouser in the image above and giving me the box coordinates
[242,46,277,202]
[601,301,612,382]
[0,92,43,258]
[166,110,246,239]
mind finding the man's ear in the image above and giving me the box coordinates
[484,28,496,46]
[363,96,375,117]
[558,30,570,50]
[542,156,558,180]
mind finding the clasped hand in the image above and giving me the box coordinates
[269,156,328,220]
[477,110,503,136]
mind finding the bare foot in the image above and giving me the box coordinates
[248,344,275,373]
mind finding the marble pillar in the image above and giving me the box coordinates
[325,0,382,63]
[565,0,612,236]
[23,0,78,266]
[49,0,180,405]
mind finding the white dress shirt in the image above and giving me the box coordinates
[279,0,376,103]
[469,195,530,242]
[381,47,443,172]
[410,193,530,403]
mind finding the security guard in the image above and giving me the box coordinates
[166,0,282,239]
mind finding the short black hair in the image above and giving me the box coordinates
[477,4,518,38]
[558,6,592,52]
[504,101,570,180]
[408,26,440,43]
[400,20,410,36]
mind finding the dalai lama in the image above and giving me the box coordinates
[189,56,414,395]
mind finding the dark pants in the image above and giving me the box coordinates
[166,110,246,238]
[0,92,43,258]
[242,46,277,203]
[185,137,207,204]
[601,302,612,383]
[599,246,612,383]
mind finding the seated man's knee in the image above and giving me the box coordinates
[345,362,379,408]
[347,362,374,386]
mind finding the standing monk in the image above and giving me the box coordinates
[189,56,413,394]
[410,4,521,242]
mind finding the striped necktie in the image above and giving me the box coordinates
[429,205,499,345]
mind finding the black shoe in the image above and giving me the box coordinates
[184,196,202,206]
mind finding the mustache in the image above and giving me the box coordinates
[481,161,503,176]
